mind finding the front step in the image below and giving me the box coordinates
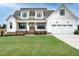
[27,31,35,34]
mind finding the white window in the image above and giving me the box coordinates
[21,12,29,19]
[60,9,65,16]
[68,25,72,26]
[10,22,12,29]
[22,12,27,18]
[18,23,27,29]
[52,25,56,26]
[37,23,46,29]
[57,25,61,26]
[63,25,66,26]
[37,12,42,18]
[35,11,43,19]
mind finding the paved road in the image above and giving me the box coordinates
[53,34,79,50]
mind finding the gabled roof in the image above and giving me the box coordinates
[59,4,78,19]
[47,3,79,20]
[6,15,15,20]
[13,8,54,19]
[13,10,20,19]
[46,10,54,18]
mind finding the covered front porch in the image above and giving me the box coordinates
[16,22,47,35]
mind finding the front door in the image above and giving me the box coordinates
[29,23,35,33]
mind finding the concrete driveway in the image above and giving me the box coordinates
[53,34,79,50]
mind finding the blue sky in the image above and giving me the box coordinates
[0,3,79,25]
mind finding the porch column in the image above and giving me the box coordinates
[27,22,29,31]
[35,22,37,31]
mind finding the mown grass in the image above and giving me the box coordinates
[0,35,79,56]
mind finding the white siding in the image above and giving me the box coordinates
[6,16,16,32]
[47,4,78,34]
[47,19,77,33]
[48,5,77,20]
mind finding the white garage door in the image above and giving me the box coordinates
[51,24,73,34]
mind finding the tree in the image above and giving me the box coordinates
[0,24,1,28]
[2,24,6,28]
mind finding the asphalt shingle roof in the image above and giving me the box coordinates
[13,8,54,19]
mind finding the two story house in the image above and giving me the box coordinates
[6,4,79,35]
[6,8,53,35]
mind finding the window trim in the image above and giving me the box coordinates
[37,23,46,29]
[35,11,43,19]
[63,25,67,26]
[10,22,12,29]
[52,25,56,26]
[20,11,29,19]
[57,25,61,26]
[68,25,72,26]
[60,9,65,16]
[18,23,27,29]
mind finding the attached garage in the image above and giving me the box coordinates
[47,4,78,34]
[51,24,74,34]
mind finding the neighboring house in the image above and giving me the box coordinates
[6,4,79,35]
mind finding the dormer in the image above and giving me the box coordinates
[35,11,44,19]
[20,10,29,19]
[13,8,54,20]
[20,8,47,19]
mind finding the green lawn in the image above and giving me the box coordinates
[0,35,79,56]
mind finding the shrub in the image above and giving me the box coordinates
[77,25,79,30]
[35,31,47,35]
[74,30,79,35]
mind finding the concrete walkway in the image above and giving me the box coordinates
[53,34,79,50]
